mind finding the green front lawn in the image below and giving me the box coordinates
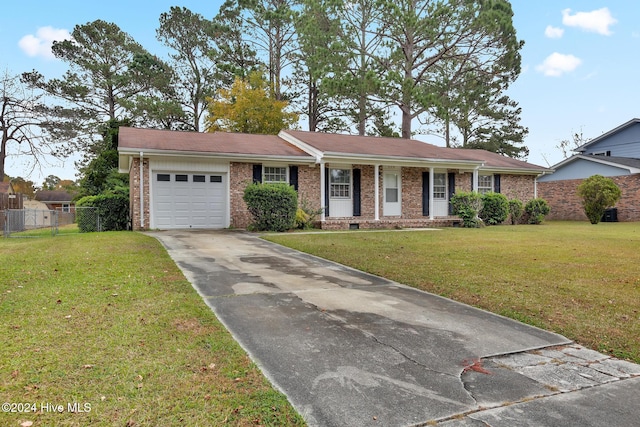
[266,221,640,364]
[0,232,304,426]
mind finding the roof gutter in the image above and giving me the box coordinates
[118,148,317,164]
[320,152,483,168]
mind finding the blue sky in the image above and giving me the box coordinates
[1,1,638,183]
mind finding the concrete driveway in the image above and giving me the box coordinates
[151,230,640,427]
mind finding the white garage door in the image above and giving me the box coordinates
[153,172,227,229]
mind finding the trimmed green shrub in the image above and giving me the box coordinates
[577,175,622,224]
[451,191,484,228]
[76,193,130,232]
[479,192,509,225]
[243,183,298,232]
[524,198,550,224]
[508,199,524,225]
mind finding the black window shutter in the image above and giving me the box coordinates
[352,168,361,216]
[324,167,330,217]
[494,174,501,193]
[252,164,262,184]
[448,172,456,215]
[422,171,430,216]
[470,173,474,191]
[289,166,299,191]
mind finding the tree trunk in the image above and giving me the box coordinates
[0,133,7,181]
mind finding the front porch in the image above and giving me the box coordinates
[319,216,463,230]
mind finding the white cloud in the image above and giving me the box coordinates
[561,8,617,36]
[536,52,582,77]
[18,26,71,60]
[545,25,564,39]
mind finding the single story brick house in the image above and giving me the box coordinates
[117,127,550,230]
[34,190,75,213]
[538,118,640,221]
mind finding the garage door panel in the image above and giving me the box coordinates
[152,172,227,229]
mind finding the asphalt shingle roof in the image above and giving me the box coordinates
[118,127,548,172]
[34,191,73,202]
[118,127,311,158]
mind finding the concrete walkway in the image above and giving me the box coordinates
[150,230,640,427]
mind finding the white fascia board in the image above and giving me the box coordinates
[576,118,640,151]
[278,130,324,162]
[321,152,483,168]
[479,166,553,175]
[574,154,640,173]
[117,147,316,164]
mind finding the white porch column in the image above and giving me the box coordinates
[320,163,326,222]
[374,164,380,221]
[429,167,434,220]
[472,167,479,192]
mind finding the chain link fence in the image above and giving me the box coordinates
[3,207,101,237]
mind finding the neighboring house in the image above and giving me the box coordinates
[0,182,15,195]
[34,190,75,213]
[538,118,640,221]
[117,127,550,230]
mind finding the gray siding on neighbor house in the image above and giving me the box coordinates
[538,158,630,182]
[579,122,640,157]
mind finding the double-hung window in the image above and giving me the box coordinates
[478,175,493,194]
[330,169,351,198]
[263,166,288,184]
[433,173,446,200]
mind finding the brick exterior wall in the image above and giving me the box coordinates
[130,157,150,230]
[230,162,323,229]
[229,162,254,229]
[297,165,322,214]
[538,175,640,221]
[130,157,540,230]
[401,167,423,218]
[453,172,535,203]
[501,174,536,203]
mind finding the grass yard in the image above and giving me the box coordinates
[0,232,304,426]
[265,221,640,364]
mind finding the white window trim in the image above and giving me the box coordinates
[263,165,289,184]
[433,172,447,200]
[478,174,494,194]
[329,168,352,199]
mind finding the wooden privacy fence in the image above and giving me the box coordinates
[0,193,24,209]
[1,193,24,230]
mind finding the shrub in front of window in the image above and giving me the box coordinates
[76,193,130,232]
[577,175,622,224]
[524,198,550,224]
[451,191,484,228]
[243,183,298,232]
[508,199,524,225]
[479,192,509,225]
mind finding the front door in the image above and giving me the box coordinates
[383,168,401,216]
[433,172,449,216]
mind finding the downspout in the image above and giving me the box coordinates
[535,171,547,199]
[429,167,434,220]
[139,152,144,229]
[374,164,380,221]
[320,161,325,222]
